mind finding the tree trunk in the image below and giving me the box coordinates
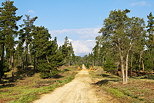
[94,58,96,66]
[125,53,129,84]
[22,56,24,70]
[130,55,133,77]
[25,42,28,69]
[0,43,5,82]
[120,55,125,84]
[139,52,142,71]
[34,54,36,72]
[46,55,50,64]
[125,43,132,84]
[11,54,14,81]
[142,60,145,71]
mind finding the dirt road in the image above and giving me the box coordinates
[33,66,100,103]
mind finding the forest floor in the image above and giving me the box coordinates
[90,68,154,103]
[33,65,119,103]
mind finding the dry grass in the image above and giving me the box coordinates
[0,66,77,103]
[90,69,154,103]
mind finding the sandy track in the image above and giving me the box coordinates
[33,67,99,103]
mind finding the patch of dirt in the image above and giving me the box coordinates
[0,98,13,103]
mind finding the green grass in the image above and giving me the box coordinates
[104,87,125,98]
[134,74,154,80]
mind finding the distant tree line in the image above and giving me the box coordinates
[0,0,75,81]
[84,9,154,84]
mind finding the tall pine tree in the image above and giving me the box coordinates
[0,0,21,81]
[19,15,37,70]
[62,36,75,66]
[31,26,63,78]
[146,12,154,71]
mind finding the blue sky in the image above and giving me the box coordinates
[1,0,154,56]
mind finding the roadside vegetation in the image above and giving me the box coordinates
[90,67,154,103]
[0,66,77,103]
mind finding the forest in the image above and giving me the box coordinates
[0,0,76,82]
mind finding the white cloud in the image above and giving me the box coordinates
[71,40,95,56]
[130,1,149,7]
[68,38,73,42]
[28,10,35,14]
[50,27,101,56]
[57,39,95,56]
[50,27,100,39]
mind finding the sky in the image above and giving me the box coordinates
[0,0,154,56]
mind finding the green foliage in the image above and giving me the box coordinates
[0,0,21,80]
[0,0,75,81]
[31,26,63,78]
[61,36,75,66]
[83,9,151,84]
[38,61,59,78]
[19,15,38,69]
[146,12,154,71]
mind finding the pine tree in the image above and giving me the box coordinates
[15,42,24,69]
[31,26,51,76]
[68,42,75,65]
[62,36,75,66]
[98,9,145,84]
[93,41,100,66]
[0,0,21,81]
[62,36,69,59]
[31,26,63,78]
[146,12,154,71]
[19,15,37,70]
[48,37,63,73]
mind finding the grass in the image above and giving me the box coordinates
[90,69,154,103]
[134,74,154,80]
[103,87,125,98]
[0,66,77,103]
[10,76,75,103]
